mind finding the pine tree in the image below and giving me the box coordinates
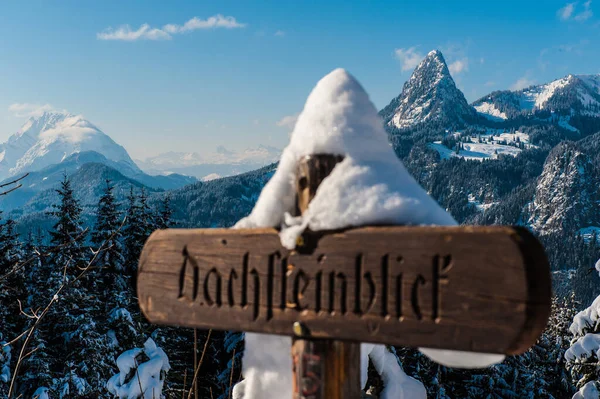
[0,212,25,397]
[48,174,87,269]
[123,186,140,269]
[566,283,600,397]
[124,187,157,273]
[43,174,98,397]
[156,194,173,230]
[92,179,126,290]
[138,187,156,237]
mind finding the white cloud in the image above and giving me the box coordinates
[448,58,469,75]
[276,113,299,129]
[575,0,593,21]
[97,15,246,41]
[163,15,246,33]
[8,103,54,118]
[558,2,576,20]
[557,1,593,21]
[510,77,535,91]
[485,81,496,87]
[274,30,286,37]
[97,24,171,41]
[394,47,424,72]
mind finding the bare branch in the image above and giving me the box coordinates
[187,329,213,399]
[0,174,29,196]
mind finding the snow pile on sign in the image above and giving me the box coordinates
[106,338,170,399]
[233,68,504,399]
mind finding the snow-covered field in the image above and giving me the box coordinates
[430,141,522,161]
[467,193,497,212]
[428,130,534,161]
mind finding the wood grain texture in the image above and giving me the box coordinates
[137,226,551,355]
[292,338,360,399]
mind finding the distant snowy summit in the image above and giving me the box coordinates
[135,144,280,179]
[472,74,600,120]
[380,49,600,131]
[380,50,477,130]
[0,111,139,180]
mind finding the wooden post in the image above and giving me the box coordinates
[292,154,361,399]
[136,161,553,399]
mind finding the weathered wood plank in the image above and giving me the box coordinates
[137,225,551,355]
[291,337,360,399]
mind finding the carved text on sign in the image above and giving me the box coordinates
[178,247,453,323]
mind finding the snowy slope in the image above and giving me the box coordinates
[472,74,600,119]
[473,102,507,121]
[380,50,477,130]
[0,112,140,180]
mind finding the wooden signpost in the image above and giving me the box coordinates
[137,155,552,399]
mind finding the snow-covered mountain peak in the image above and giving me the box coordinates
[473,73,600,120]
[380,50,476,130]
[13,111,72,140]
[0,111,139,179]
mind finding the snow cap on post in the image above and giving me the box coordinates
[288,68,393,161]
[235,68,456,240]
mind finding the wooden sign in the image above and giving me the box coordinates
[137,225,550,355]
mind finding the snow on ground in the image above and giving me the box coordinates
[233,68,504,399]
[473,102,507,121]
[467,193,497,212]
[429,130,533,162]
[491,131,532,144]
[430,141,522,161]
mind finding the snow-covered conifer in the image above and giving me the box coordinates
[92,179,126,289]
[106,338,170,399]
[155,194,173,230]
[566,280,600,398]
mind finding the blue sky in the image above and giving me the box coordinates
[1,0,599,159]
